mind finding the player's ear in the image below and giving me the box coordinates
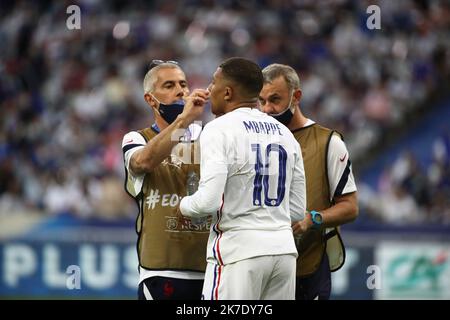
[144,93,157,108]
[144,93,160,118]
[144,93,155,107]
[224,86,232,101]
[293,89,302,103]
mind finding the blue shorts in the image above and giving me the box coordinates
[296,254,331,300]
[138,276,204,300]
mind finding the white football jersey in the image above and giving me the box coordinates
[180,107,306,265]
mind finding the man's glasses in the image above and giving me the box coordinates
[149,59,179,70]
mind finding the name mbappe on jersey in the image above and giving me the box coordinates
[243,120,284,136]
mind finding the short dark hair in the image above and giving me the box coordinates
[219,57,263,99]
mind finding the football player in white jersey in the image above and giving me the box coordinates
[179,57,306,300]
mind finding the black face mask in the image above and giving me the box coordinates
[269,94,295,126]
[153,96,185,124]
[270,106,294,126]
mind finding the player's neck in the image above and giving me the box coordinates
[154,116,169,132]
[224,99,258,114]
[287,108,308,131]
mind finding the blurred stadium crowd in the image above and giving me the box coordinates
[0,0,449,223]
[360,132,450,225]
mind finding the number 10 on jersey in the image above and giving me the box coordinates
[252,143,287,207]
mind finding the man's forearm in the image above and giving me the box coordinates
[132,115,191,174]
[321,192,358,228]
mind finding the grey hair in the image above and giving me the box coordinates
[261,63,301,91]
[143,63,182,93]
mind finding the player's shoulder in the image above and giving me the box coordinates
[308,122,332,135]
[328,133,348,154]
[203,113,236,131]
[303,122,344,146]
[272,120,296,141]
[307,122,347,153]
[122,129,145,140]
[203,118,221,132]
[200,119,224,142]
[122,130,146,147]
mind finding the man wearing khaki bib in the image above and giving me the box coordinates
[122,60,209,300]
[259,64,359,300]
